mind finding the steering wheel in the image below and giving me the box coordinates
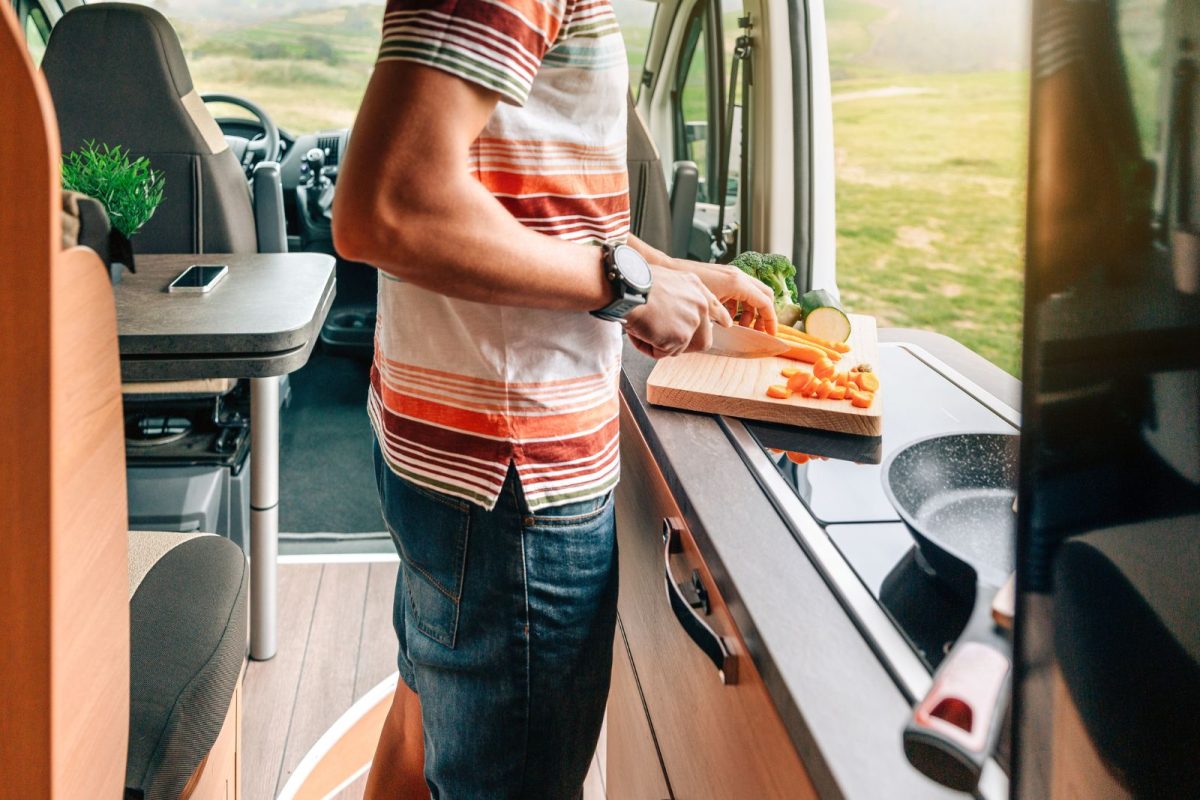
[201,93,280,177]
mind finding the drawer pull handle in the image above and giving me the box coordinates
[662,517,738,685]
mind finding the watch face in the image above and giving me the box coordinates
[613,244,653,291]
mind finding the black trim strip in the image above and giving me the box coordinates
[788,0,815,294]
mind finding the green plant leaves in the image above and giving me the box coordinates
[61,141,165,238]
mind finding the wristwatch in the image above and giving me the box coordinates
[591,242,653,322]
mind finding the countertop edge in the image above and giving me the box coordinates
[619,329,1015,800]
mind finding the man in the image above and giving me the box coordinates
[334,1,776,796]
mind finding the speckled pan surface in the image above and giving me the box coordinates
[882,432,1019,589]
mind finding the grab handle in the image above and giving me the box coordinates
[662,517,737,685]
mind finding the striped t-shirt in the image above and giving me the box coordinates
[368,0,630,511]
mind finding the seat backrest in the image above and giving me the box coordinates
[627,93,673,253]
[0,4,130,797]
[41,3,256,255]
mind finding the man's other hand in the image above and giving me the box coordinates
[684,261,778,334]
[625,266,732,359]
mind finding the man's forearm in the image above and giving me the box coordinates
[627,234,686,272]
[337,169,612,312]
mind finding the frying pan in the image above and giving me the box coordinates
[882,432,1019,792]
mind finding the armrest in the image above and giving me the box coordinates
[252,160,287,254]
[669,160,699,259]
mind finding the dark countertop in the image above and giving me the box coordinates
[115,253,336,380]
[620,329,1019,800]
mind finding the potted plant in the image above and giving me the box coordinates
[61,140,165,279]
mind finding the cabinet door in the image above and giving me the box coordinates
[608,619,673,800]
[614,400,818,800]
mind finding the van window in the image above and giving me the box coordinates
[826,0,1031,375]
[108,2,386,132]
[24,5,51,65]
[675,8,715,203]
[612,0,657,98]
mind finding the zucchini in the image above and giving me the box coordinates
[799,289,852,342]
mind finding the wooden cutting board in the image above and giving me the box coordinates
[646,314,882,436]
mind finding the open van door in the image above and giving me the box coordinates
[615,0,838,294]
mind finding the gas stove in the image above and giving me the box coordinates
[722,342,1018,793]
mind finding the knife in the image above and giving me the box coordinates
[707,324,791,358]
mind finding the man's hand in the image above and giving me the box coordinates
[684,261,779,334]
[625,265,732,359]
[622,236,778,334]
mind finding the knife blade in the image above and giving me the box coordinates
[707,324,791,359]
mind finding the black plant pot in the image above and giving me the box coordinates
[108,229,135,284]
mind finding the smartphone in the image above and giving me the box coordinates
[168,264,229,293]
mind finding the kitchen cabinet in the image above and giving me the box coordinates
[608,399,818,799]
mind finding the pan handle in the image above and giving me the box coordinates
[903,584,1012,792]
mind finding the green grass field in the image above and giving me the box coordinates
[170,0,1030,375]
[832,71,1028,375]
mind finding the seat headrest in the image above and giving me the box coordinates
[42,3,226,158]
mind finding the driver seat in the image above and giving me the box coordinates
[41,2,281,255]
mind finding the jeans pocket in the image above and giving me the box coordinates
[385,475,471,649]
[523,489,615,528]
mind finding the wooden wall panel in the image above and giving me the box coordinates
[0,4,56,796]
[0,5,130,798]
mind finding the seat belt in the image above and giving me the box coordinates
[711,15,753,263]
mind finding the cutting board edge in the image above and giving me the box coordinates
[645,382,884,437]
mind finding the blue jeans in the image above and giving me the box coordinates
[374,444,618,800]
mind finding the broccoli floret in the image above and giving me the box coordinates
[731,251,800,322]
[731,250,765,280]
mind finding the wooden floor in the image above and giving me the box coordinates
[243,561,606,800]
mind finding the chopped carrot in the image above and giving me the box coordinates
[786,373,809,393]
[849,390,875,409]
[856,372,880,392]
[835,372,851,388]
[782,327,852,353]
[778,344,824,364]
[777,330,843,361]
[773,325,806,341]
[816,379,834,399]
[797,374,820,395]
[780,367,802,379]
[786,452,810,464]
[812,357,836,380]
[830,385,847,401]
[766,384,792,400]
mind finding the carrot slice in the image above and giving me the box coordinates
[778,344,824,364]
[812,357,836,380]
[829,385,847,401]
[775,329,844,361]
[784,327,852,353]
[849,390,875,409]
[816,379,834,399]
[856,372,880,392]
[786,373,809,393]
[786,452,810,464]
[766,384,792,400]
[780,367,802,379]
